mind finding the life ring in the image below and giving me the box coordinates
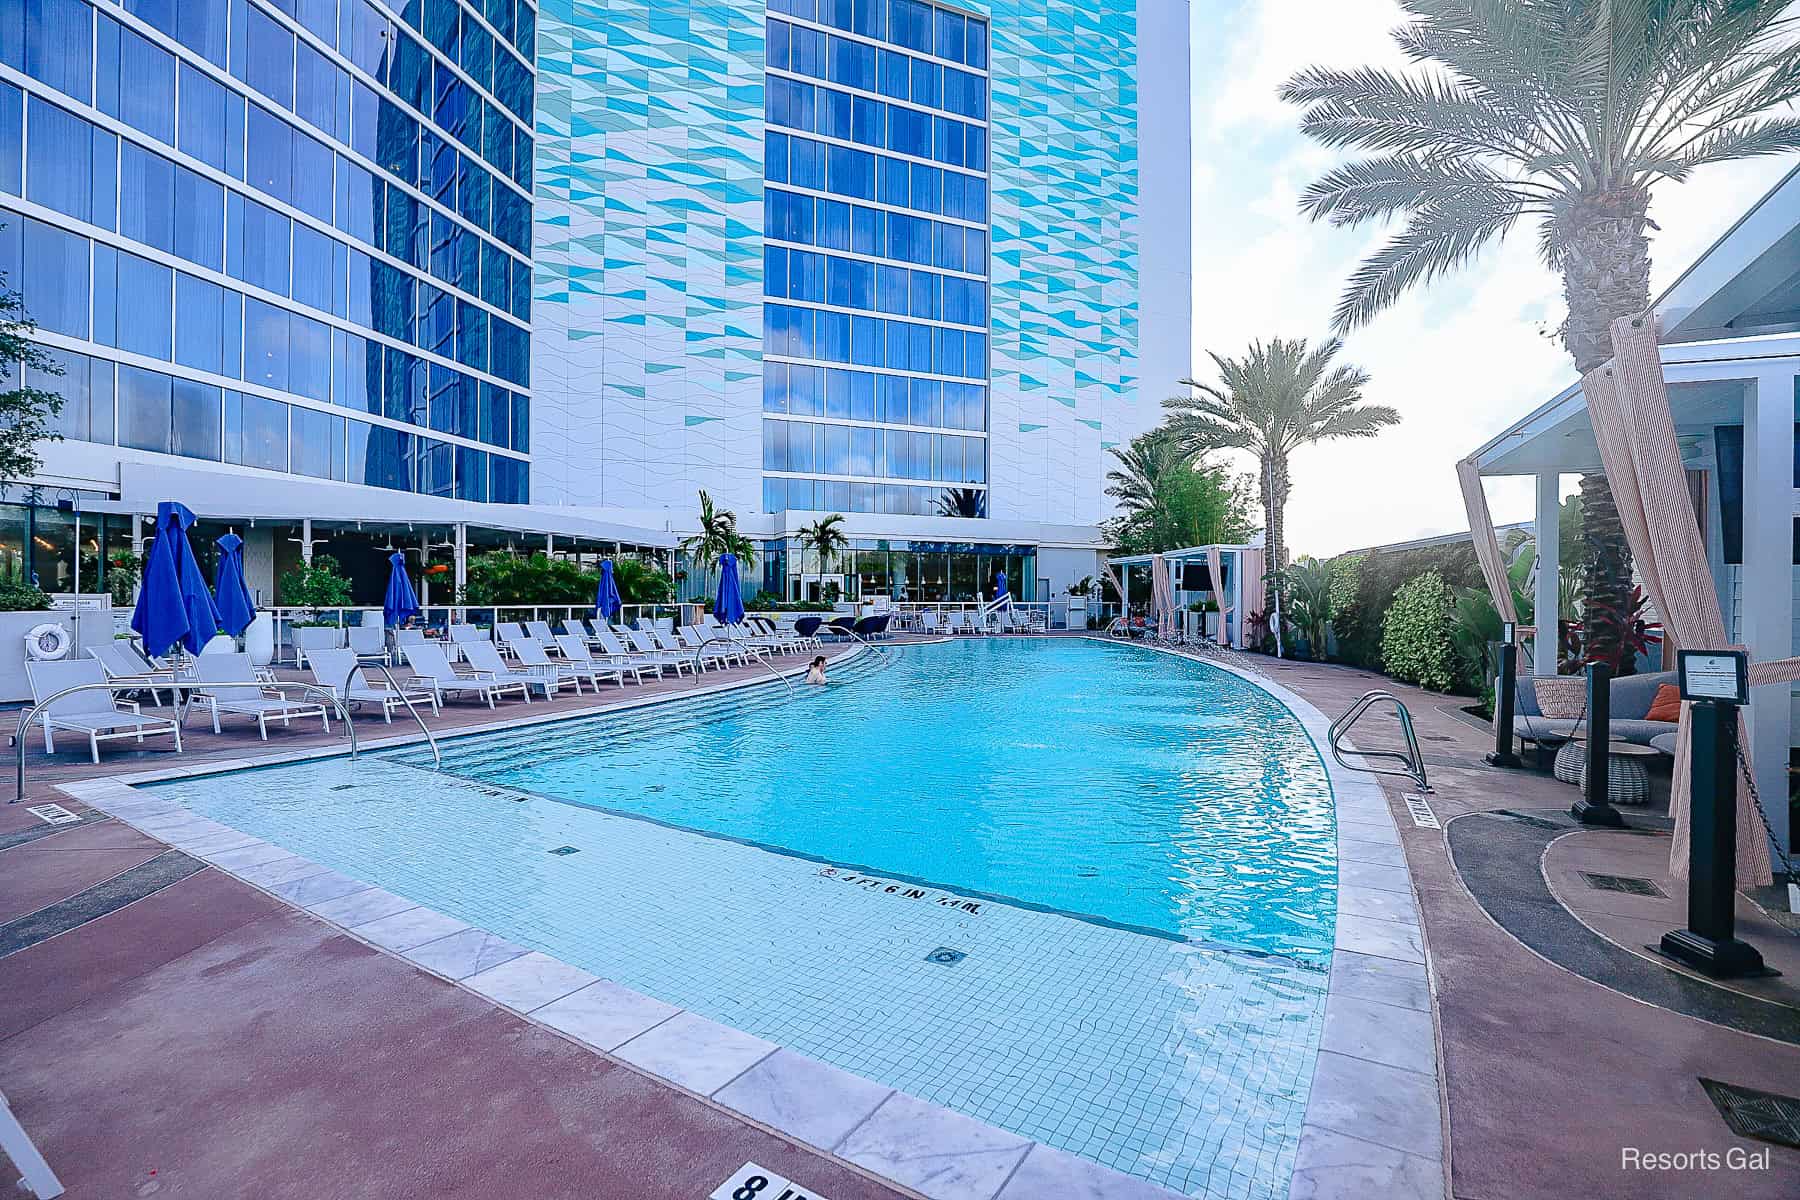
[24,622,71,660]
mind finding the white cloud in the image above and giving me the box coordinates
[1186,0,1800,558]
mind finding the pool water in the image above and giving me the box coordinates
[157,639,1338,1197]
[448,638,1335,962]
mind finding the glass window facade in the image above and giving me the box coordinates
[1,0,534,502]
[759,537,1030,603]
[762,0,988,517]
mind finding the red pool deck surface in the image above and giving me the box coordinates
[3,642,1798,1198]
[0,802,913,1200]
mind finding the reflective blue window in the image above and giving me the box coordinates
[25,101,95,224]
[296,40,346,140]
[966,19,988,70]
[175,0,230,67]
[117,365,173,453]
[229,196,291,295]
[292,131,335,223]
[240,4,296,109]
[291,404,343,480]
[342,1,394,77]
[228,390,290,472]
[174,273,228,375]
[110,22,177,145]
[20,0,93,102]
[246,105,293,204]
[889,1,931,55]
[172,379,222,461]
[242,297,292,394]
[0,85,18,197]
[790,138,824,190]
[290,224,337,314]
[20,217,88,338]
[331,330,380,413]
[289,313,331,401]
[119,143,175,254]
[177,65,227,170]
[490,453,526,503]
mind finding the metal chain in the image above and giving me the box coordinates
[1733,739,1797,880]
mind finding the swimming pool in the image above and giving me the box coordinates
[156,639,1338,1197]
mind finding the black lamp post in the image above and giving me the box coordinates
[1570,661,1624,827]
[1486,622,1522,769]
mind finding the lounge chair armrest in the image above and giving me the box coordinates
[116,698,142,714]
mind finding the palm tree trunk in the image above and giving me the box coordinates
[1557,197,1651,673]
[1259,456,1279,616]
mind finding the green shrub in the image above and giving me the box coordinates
[278,555,354,608]
[0,576,50,612]
[1381,572,1460,692]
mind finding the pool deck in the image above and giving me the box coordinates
[2,637,1796,1198]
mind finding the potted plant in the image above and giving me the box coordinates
[0,556,63,702]
[1067,576,1092,623]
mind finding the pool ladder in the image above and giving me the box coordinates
[1327,691,1431,792]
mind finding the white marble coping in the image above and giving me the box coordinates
[57,635,1191,1200]
[1095,639,1448,1200]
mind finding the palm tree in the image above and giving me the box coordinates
[1164,338,1398,617]
[1104,430,1190,553]
[678,489,756,596]
[936,487,987,518]
[796,513,849,603]
[1282,0,1800,665]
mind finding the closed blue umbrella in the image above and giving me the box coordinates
[594,559,622,621]
[131,502,219,657]
[995,570,1008,601]
[212,532,257,637]
[383,552,420,627]
[713,552,745,625]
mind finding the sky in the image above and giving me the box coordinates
[1183,0,1798,558]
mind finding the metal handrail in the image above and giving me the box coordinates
[341,662,440,769]
[688,634,796,696]
[1327,690,1431,792]
[13,678,358,804]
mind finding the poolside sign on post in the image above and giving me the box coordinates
[1660,649,1767,980]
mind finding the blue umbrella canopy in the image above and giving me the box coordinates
[212,532,257,637]
[594,559,622,621]
[131,502,219,657]
[383,552,421,627]
[995,570,1008,600]
[713,552,745,625]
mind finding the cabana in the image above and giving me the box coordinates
[1105,543,1261,648]
[1461,165,1800,878]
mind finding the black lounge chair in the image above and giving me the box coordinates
[793,615,825,639]
[825,616,857,639]
[852,613,892,640]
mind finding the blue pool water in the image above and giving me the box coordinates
[157,639,1338,1197]
[446,638,1336,962]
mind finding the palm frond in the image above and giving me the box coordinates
[1333,192,1520,332]
[1298,153,1547,228]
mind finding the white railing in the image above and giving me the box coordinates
[262,603,679,664]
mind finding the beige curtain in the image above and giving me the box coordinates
[1150,553,1176,638]
[1207,547,1230,646]
[1240,546,1266,644]
[1457,457,1521,626]
[1584,313,1788,886]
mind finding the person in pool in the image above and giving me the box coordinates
[806,655,828,685]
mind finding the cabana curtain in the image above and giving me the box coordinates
[1149,553,1176,639]
[1585,313,1784,887]
[1456,458,1520,626]
[1206,547,1230,646]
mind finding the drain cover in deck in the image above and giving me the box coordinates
[1700,1078,1800,1149]
[1580,872,1665,898]
[548,845,580,856]
[924,947,966,966]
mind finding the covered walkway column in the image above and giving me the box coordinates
[1742,367,1795,856]
[1534,473,1559,675]
[454,523,468,614]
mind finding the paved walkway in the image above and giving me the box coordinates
[1252,657,1800,1200]
[4,641,1797,1198]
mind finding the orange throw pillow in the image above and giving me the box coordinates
[1645,684,1682,723]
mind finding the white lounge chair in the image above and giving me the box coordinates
[507,637,603,693]
[624,629,696,676]
[525,620,560,649]
[25,659,182,762]
[188,652,330,739]
[347,624,391,664]
[291,625,344,669]
[306,648,439,722]
[554,634,635,687]
[462,641,564,698]
[591,630,662,679]
[89,639,177,705]
[403,642,528,708]
[496,621,527,645]
[676,626,740,670]
[921,611,942,635]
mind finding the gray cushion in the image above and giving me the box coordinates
[1516,716,1673,746]
[1650,732,1678,755]
[1514,670,1675,722]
